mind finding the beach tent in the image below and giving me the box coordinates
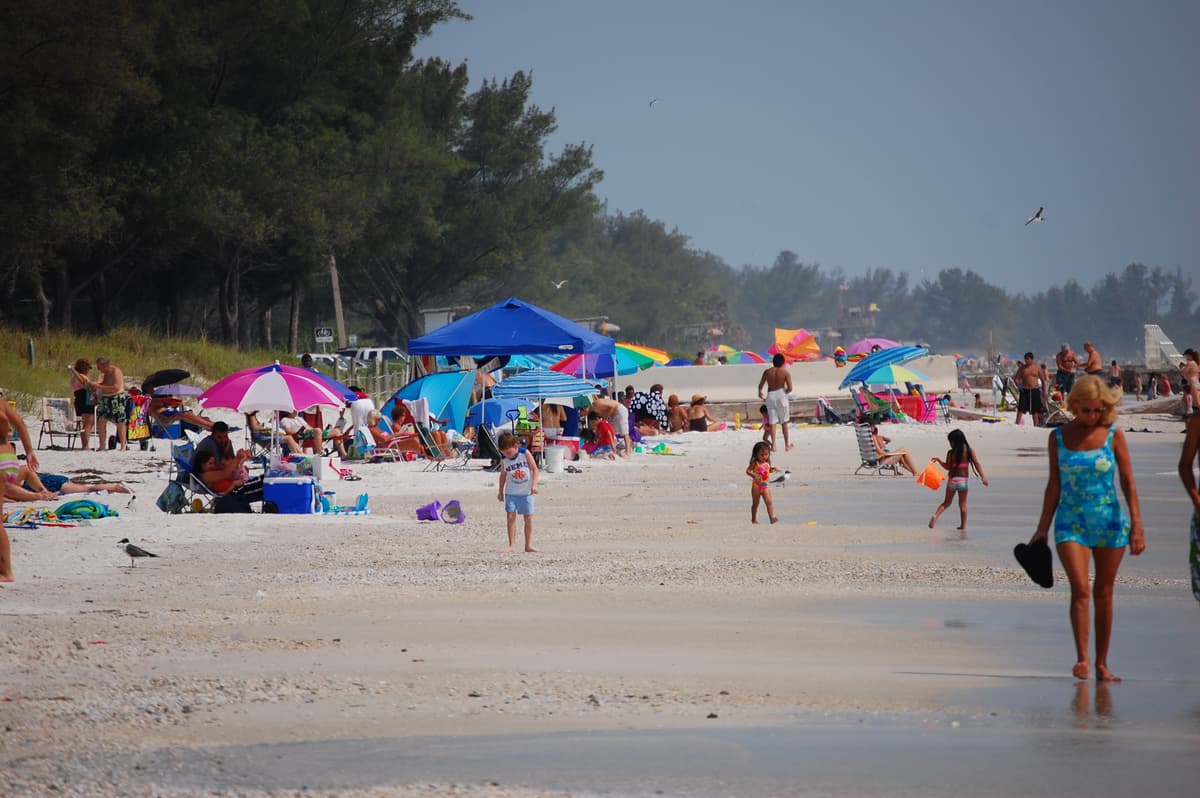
[407,297,615,357]
[379,371,474,433]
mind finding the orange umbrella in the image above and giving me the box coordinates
[769,328,821,362]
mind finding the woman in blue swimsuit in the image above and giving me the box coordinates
[1031,376,1145,682]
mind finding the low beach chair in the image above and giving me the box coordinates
[815,396,854,425]
[853,423,902,476]
[38,397,81,450]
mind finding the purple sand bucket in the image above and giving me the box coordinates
[415,500,442,521]
[440,500,465,524]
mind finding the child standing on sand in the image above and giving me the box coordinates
[497,431,540,552]
[747,441,781,524]
[928,429,988,532]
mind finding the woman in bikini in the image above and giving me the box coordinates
[1030,375,1145,682]
[0,416,55,502]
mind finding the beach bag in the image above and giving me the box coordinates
[916,461,946,490]
[156,482,188,514]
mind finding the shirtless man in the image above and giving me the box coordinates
[757,353,794,451]
[90,357,129,450]
[1054,344,1078,396]
[1014,352,1045,427]
[589,395,632,458]
[1082,341,1103,377]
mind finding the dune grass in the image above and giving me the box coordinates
[0,327,295,413]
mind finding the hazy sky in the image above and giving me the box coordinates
[416,1,1198,294]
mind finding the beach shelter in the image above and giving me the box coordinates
[407,297,615,357]
[379,371,474,433]
[768,328,821,362]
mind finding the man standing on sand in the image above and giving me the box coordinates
[1082,341,1103,377]
[757,353,794,451]
[1055,344,1078,396]
[1014,352,1045,427]
[92,357,129,450]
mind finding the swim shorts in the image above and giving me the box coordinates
[504,493,535,516]
[97,393,129,423]
[765,388,790,425]
[947,476,969,492]
[1017,387,1045,414]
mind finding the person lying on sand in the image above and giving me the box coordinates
[5,471,132,501]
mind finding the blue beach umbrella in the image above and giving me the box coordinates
[860,363,931,386]
[492,368,603,400]
[838,346,929,389]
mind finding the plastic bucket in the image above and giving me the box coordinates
[415,500,442,521]
[543,445,565,473]
[440,499,465,524]
[916,461,946,490]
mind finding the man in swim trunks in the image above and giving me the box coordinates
[1014,352,1046,427]
[757,353,794,452]
[1082,341,1103,377]
[94,356,129,451]
[1055,344,1077,395]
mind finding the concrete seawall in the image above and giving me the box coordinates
[615,355,959,422]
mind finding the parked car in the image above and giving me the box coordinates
[336,347,408,366]
[299,352,362,371]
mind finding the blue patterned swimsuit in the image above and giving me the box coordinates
[1053,426,1129,549]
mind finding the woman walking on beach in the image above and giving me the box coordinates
[928,429,988,532]
[1030,375,1144,682]
[747,441,781,524]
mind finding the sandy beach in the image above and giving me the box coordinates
[3,409,1198,797]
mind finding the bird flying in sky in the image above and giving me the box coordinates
[648,98,660,108]
[1025,206,1044,225]
[118,538,159,567]
[552,279,568,289]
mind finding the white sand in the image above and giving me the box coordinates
[1,409,1194,797]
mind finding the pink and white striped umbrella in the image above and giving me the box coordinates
[198,364,347,413]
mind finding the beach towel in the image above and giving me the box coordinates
[55,499,119,519]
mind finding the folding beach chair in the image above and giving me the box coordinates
[853,423,902,476]
[814,396,854,425]
[38,397,81,450]
[162,440,220,512]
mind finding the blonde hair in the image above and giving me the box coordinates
[1066,374,1121,426]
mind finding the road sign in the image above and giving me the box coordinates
[313,327,334,344]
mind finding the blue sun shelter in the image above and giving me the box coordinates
[380,371,475,433]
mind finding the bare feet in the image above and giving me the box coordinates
[769,516,779,524]
[751,519,760,524]
[956,526,966,532]
[1095,665,1122,683]
[524,547,541,553]
[785,444,794,451]
[1072,661,1091,680]
[0,575,14,583]
[928,515,937,529]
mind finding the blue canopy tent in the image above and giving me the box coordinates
[379,371,474,433]
[408,297,616,358]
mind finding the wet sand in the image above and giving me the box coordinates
[2,411,1197,796]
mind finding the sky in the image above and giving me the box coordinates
[415,0,1199,295]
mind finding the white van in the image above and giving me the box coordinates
[337,347,407,366]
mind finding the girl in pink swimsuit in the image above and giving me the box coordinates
[928,429,988,532]
[746,441,781,524]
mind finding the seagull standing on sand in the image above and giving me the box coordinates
[118,538,159,567]
[1025,206,1044,225]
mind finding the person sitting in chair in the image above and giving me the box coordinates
[192,421,263,503]
[245,411,301,455]
[279,410,323,454]
[147,395,216,432]
[870,423,917,475]
[367,410,421,455]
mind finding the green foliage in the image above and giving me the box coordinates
[0,326,292,413]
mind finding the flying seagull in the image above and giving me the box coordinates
[648,98,660,108]
[552,279,568,289]
[1024,206,1044,225]
[118,538,159,567]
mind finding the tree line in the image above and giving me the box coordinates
[3,2,1195,362]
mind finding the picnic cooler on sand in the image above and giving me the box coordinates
[264,477,320,514]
